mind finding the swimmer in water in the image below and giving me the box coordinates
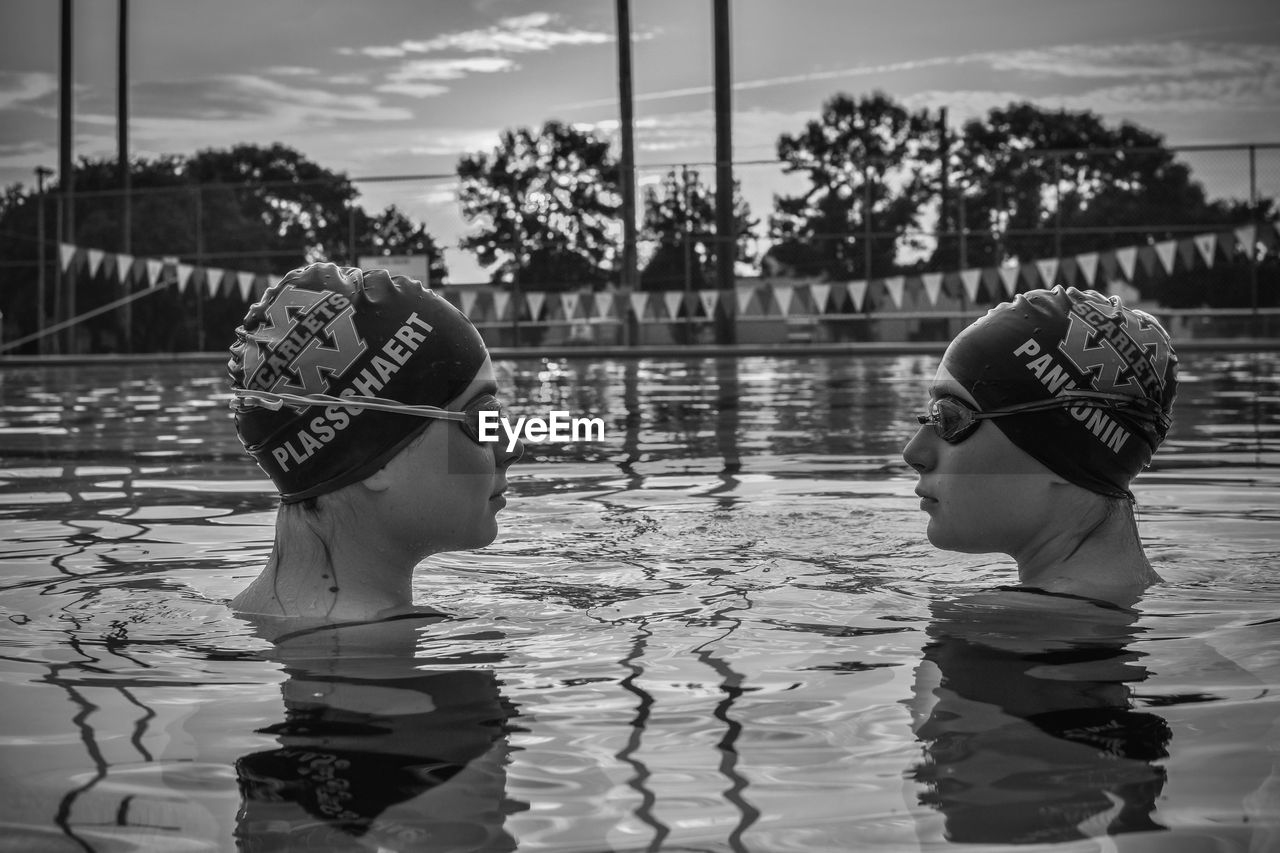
[902,286,1177,606]
[227,263,523,624]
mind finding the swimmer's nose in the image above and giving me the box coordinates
[498,436,524,466]
[902,425,934,473]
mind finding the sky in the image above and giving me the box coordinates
[2,0,1278,282]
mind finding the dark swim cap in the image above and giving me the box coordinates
[943,286,1177,499]
[228,263,487,502]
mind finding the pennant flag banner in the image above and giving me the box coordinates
[1115,247,1137,281]
[847,280,868,312]
[921,272,943,306]
[1035,258,1059,288]
[810,282,832,313]
[45,223,1279,333]
[629,292,649,319]
[698,289,719,318]
[663,291,684,320]
[560,291,581,320]
[998,265,1020,297]
[525,292,546,321]
[492,290,511,322]
[774,283,794,316]
[593,291,614,320]
[883,276,905,310]
[459,289,478,319]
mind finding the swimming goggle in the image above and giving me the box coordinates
[230,389,506,446]
[916,390,1168,444]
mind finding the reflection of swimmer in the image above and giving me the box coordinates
[903,286,1178,605]
[908,591,1170,844]
[227,263,524,622]
[235,617,521,852]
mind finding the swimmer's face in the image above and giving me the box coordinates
[902,362,1064,558]
[369,356,523,558]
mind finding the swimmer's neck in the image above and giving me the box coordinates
[1012,503,1160,607]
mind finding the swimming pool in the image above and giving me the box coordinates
[1,351,1277,852]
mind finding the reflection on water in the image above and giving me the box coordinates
[235,615,520,852]
[909,590,1170,844]
[0,352,1278,851]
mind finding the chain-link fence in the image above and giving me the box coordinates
[1,143,1277,354]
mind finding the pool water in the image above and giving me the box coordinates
[0,352,1278,852]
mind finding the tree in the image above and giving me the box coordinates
[766,92,937,280]
[0,145,446,353]
[457,120,621,292]
[355,205,449,286]
[638,168,756,292]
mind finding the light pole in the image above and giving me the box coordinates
[36,166,53,355]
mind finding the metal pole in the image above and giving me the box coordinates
[36,167,52,355]
[683,165,694,342]
[59,0,75,353]
[1249,144,1259,334]
[863,164,872,284]
[1053,152,1063,263]
[195,186,205,351]
[118,0,132,353]
[615,0,637,347]
[712,0,735,343]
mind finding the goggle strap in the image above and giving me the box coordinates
[230,389,466,421]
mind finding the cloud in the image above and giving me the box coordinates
[343,12,612,59]
[136,74,413,124]
[985,40,1280,80]
[0,71,57,111]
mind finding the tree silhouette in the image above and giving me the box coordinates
[457,120,621,292]
[639,168,756,292]
[767,92,937,280]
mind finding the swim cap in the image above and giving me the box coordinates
[943,286,1177,498]
[228,263,487,502]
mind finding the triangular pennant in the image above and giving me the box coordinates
[810,282,832,313]
[1098,252,1119,283]
[921,272,942,306]
[1194,233,1217,268]
[998,265,1020,297]
[525,291,545,320]
[1177,238,1197,271]
[960,269,982,302]
[847,280,867,312]
[1115,246,1137,281]
[883,275,905,309]
[1035,258,1059,288]
[459,289,478,318]
[629,291,649,319]
[1153,240,1177,275]
[145,258,164,286]
[1075,252,1099,286]
[774,283,794,316]
[492,290,511,321]
[175,263,195,293]
[237,272,255,301]
[116,253,135,283]
[663,290,684,319]
[698,289,719,318]
[204,268,225,298]
[735,285,756,315]
[59,243,77,272]
[1235,224,1257,254]
[86,249,105,277]
[1137,245,1158,278]
[593,291,615,320]
[560,291,581,319]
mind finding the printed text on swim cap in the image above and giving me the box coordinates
[271,312,434,472]
[1013,337,1131,454]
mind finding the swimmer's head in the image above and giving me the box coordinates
[228,263,488,502]
[943,286,1177,499]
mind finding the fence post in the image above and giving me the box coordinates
[862,163,872,282]
[195,185,205,352]
[1249,144,1259,335]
